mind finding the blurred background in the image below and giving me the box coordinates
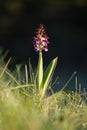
[0,0,87,90]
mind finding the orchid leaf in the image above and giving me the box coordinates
[41,57,58,98]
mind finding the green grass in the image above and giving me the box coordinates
[0,58,87,130]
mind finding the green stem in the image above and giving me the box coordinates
[38,51,43,90]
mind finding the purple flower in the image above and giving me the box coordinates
[33,24,49,52]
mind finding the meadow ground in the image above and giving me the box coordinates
[0,57,87,130]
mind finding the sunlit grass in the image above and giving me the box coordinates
[0,56,87,130]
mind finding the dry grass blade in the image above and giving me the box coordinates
[0,58,11,79]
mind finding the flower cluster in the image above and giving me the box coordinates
[33,24,49,52]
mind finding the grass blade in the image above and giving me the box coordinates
[6,84,35,90]
[61,71,76,91]
[25,64,29,85]
[0,58,11,79]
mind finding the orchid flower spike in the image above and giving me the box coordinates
[33,24,49,52]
